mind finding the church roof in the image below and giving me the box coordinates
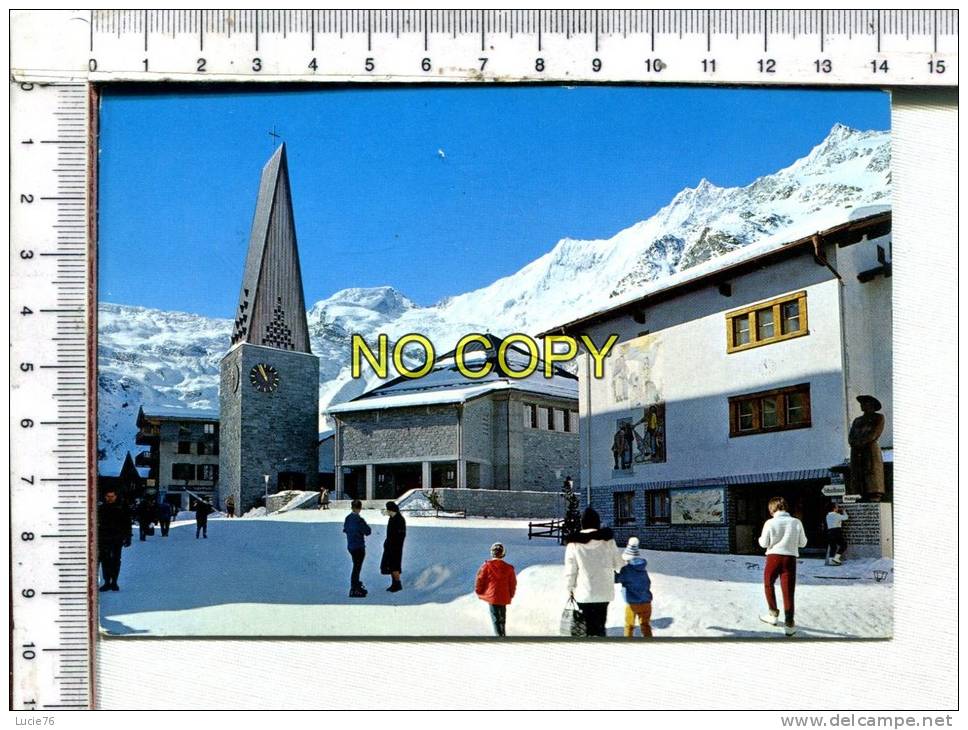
[230,144,312,353]
[326,336,578,414]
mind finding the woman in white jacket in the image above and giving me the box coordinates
[758,496,808,636]
[564,507,625,636]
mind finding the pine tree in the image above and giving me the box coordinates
[562,478,581,541]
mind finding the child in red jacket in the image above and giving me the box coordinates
[475,542,517,636]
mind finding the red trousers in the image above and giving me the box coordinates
[763,554,797,624]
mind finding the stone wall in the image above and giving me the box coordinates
[462,397,492,463]
[404,488,565,519]
[517,395,581,492]
[592,482,731,552]
[220,344,320,514]
[841,502,893,558]
[338,404,459,463]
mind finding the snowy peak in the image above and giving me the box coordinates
[309,286,416,319]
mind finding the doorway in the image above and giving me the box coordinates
[732,480,828,555]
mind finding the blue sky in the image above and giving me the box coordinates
[98,85,889,317]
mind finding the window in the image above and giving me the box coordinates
[171,463,194,481]
[646,490,671,525]
[204,423,216,434]
[197,464,218,482]
[554,409,565,432]
[536,406,550,430]
[177,441,192,454]
[525,403,538,429]
[197,440,219,455]
[613,491,636,525]
[563,410,578,433]
[726,291,808,352]
[728,383,811,437]
[546,407,555,430]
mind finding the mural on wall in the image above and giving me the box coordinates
[611,404,666,470]
[671,488,725,525]
[610,334,666,470]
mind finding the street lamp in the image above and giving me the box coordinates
[263,473,269,505]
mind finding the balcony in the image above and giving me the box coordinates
[135,427,160,446]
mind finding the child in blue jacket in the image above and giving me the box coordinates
[616,537,653,637]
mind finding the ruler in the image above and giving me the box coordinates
[11,9,959,85]
[6,7,958,712]
[9,80,93,710]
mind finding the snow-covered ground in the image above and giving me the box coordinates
[99,508,892,639]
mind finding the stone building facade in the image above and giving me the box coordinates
[541,211,893,556]
[329,336,580,500]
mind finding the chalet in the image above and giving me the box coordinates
[327,334,579,500]
[97,451,148,503]
[540,210,893,557]
[135,405,221,511]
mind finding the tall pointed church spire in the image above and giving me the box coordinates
[230,144,312,353]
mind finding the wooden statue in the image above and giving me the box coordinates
[848,395,886,501]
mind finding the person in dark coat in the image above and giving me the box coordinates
[97,489,132,591]
[194,499,213,539]
[343,499,371,597]
[157,500,173,537]
[225,495,236,518]
[136,499,156,541]
[380,501,406,592]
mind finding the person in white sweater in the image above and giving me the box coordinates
[757,496,807,636]
[564,507,625,636]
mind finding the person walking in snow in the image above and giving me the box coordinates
[225,494,236,518]
[97,488,132,592]
[475,542,517,637]
[343,499,371,597]
[194,498,213,539]
[758,496,808,636]
[157,500,172,537]
[136,498,156,541]
[380,501,406,592]
[615,537,653,637]
[319,488,330,510]
[564,507,625,637]
[825,502,849,565]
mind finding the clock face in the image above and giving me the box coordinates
[249,363,280,393]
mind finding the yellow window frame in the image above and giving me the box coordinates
[725,290,809,353]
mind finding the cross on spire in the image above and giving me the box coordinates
[268,125,282,146]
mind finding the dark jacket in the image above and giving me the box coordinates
[136,500,157,525]
[380,512,407,574]
[343,511,371,550]
[615,558,653,604]
[157,502,173,520]
[194,502,213,522]
[563,526,614,544]
[98,500,133,545]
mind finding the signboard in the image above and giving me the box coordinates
[841,494,862,503]
[822,483,846,497]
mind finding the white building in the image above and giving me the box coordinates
[540,210,892,556]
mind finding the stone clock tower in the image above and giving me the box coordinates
[219,144,319,513]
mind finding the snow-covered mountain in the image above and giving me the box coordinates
[98,124,890,472]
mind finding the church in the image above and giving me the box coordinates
[219,145,320,514]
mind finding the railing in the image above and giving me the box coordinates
[528,518,565,544]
